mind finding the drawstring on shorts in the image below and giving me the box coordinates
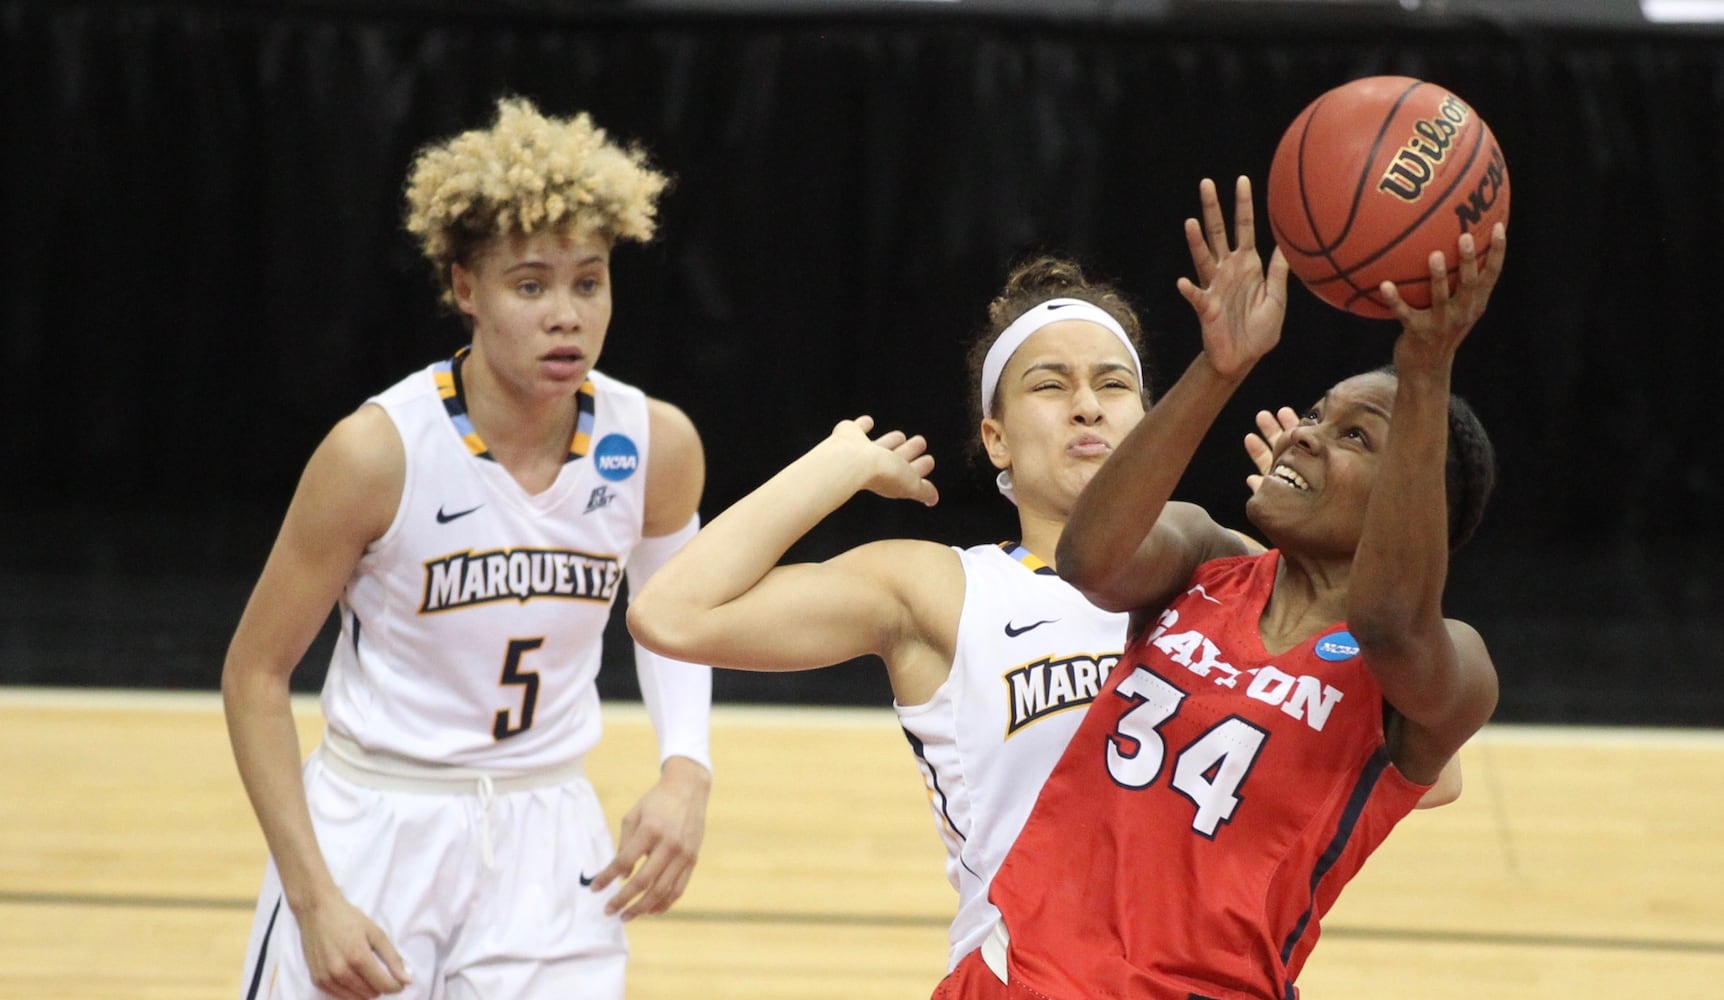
[315,728,586,874]
[476,774,497,870]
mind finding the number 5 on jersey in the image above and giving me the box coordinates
[1105,666,1269,838]
[495,638,544,741]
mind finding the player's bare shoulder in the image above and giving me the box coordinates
[301,403,406,545]
[643,396,705,536]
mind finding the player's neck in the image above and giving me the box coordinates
[460,358,580,488]
[1258,553,1352,656]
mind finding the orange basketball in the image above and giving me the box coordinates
[1266,76,1510,319]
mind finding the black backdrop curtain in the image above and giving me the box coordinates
[4,2,1720,723]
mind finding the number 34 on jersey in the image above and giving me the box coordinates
[1101,606,1349,839]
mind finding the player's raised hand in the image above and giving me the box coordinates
[1178,176,1289,380]
[1381,221,1507,368]
[1244,406,1301,493]
[828,415,939,507]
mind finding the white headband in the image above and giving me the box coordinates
[979,298,1141,418]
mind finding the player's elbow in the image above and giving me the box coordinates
[625,592,674,654]
[625,588,700,661]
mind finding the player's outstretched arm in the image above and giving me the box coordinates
[628,415,941,675]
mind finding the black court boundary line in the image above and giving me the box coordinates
[2,891,1720,957]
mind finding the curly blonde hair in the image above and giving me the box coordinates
[404,97,670,304]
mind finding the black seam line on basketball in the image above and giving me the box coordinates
[1282,79,1423,259]
[3,892,1721,955]
[1289,80,1420,258]
[1331,124,1490,310]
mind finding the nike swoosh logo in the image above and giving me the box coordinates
[435,503,483,524]
[578,871,597,887]
[1187,585,1222,605]
[1044,302,1073,309]
[1004,619,1058,637]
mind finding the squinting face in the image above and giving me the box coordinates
[982,320,1147,515]
[451,229,614,402]
[1246,371,1398,555]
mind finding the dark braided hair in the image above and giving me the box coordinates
[963,256,1150,464]
[1374,365,1496,551]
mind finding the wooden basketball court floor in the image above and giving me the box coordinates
[2,688,1720,999]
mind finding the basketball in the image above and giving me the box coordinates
[1266,76,1510,319]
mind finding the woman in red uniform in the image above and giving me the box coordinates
[937,176,1504,1000]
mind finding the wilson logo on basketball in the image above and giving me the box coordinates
[1376,93,1471,202]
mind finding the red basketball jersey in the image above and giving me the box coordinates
[988,552,1431,1000]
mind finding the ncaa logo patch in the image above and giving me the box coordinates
[1314,630,1361,662]
[593,434,640,482]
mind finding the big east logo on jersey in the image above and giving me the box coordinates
[594,434,639,482]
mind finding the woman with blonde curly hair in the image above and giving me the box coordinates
[224,97,713,1000]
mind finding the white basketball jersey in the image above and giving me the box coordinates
[319,351,652,771]
[895,543,1127,970]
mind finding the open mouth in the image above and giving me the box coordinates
[1269,463,1311,491]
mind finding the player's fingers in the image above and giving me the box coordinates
[634,864,695,919]
[1245,435,1272,476]
[1176,276,1205,310]
[624,852,696,920]
[1426,249,1451,311]
[370,929,412,989]
[355,959,405,996]
[1246,473,1265,494]
[872,429,907,450]
[894,432,928,459]
[1471,225,1508,299]
[1456,231,1480,285]
[328,962,377,1000]
[588,822,643,891]
[608,851,671,918]
[1233,176,1257,250]
[1253,409,1282,440]
[1485,222,1508,272]
[1198,178,1227,250]
[347,935,405,996]
[1184,218,1215,283]
[1276,406,1300,432]
[589,848,637,892]
[1379,280,1414,323]
[1265,245,1288,289]
[313,974,361,1000]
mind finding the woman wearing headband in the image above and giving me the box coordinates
[628,253,1457,974]
[628,256,1153,969]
